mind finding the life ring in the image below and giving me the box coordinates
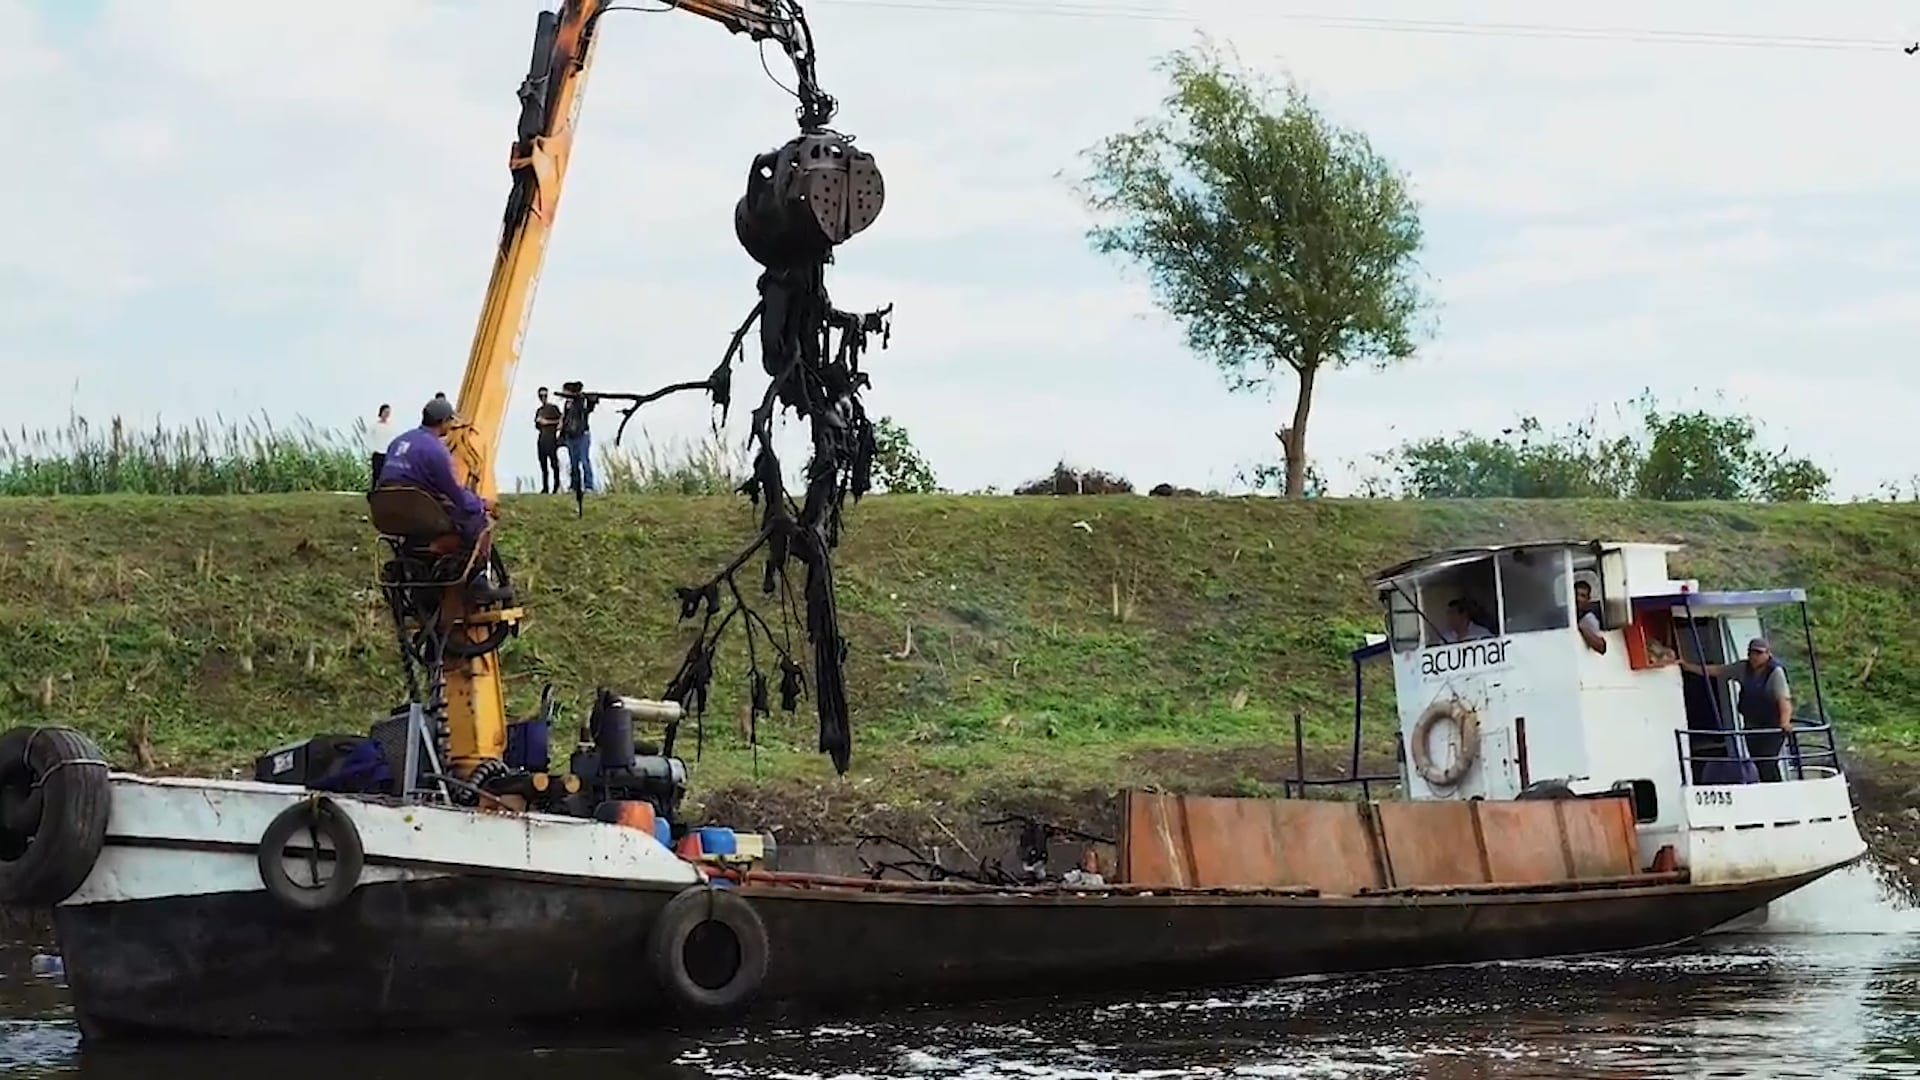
[1411,699,1481,788]
[257,796,366,912]
[647,885,771,1017]
[0,726,112,907]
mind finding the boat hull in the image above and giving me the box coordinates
[55,860,1840,1041]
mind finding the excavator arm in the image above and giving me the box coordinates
[431,0,878,780]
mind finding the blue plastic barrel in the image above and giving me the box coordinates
[696,826,738,856]
[654,819,672,849]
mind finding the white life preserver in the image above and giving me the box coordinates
[1411,698,1481,788]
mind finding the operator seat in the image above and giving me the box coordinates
[367,484,512,605]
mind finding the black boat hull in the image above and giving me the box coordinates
[53,864,1834,1041]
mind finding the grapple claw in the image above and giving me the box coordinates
[735,131,885,269]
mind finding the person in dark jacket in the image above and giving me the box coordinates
[1679,637,1795,782]
[534,387,562,494]
[558,381,596,493]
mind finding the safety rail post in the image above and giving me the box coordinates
[1293,709,1307,800]
[1349,653,1365,779]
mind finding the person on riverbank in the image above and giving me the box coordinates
[1678,637,1795,782]
[365,403,395,493]
[534,387,562,494]
[559,381,596,494]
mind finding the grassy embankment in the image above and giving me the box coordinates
[2,493,1918,860]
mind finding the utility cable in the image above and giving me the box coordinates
[808,0,1914,55]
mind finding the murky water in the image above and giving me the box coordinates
[4,866,1919,1080]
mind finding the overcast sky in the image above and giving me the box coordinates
[4,0,1915,495]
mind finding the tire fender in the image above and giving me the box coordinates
[257,796,366,912]
[647,885,771,1017]
[0,726,112,907]
[1411,698,1481,788]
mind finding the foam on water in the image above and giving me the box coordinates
[1755,861,1920,936]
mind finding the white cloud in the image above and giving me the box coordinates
[1,0,1915,500]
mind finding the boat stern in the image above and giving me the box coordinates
[1681,769,1866,886]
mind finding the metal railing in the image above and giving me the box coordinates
[1283,709,1402,801]
[1671,717,1842,785]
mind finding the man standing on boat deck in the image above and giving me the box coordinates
[1677,638,1794,783]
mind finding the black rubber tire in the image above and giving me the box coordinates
[1517,779,1577,800]
[256,796,366,913]
[0,726,112,907]
[647,886,771,1018]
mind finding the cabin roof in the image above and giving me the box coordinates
[1369,539,1680,586]
[1631,588,1807,610]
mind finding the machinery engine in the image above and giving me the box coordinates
[554,690,691,825]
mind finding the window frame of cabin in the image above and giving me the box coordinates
[1494,547,1573,636]
[1415,557,1502,647]
[1571,549,1604,630]
[1598,546,1632,630]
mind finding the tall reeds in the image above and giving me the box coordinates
[0,414,366,495]
[0,413,757,498]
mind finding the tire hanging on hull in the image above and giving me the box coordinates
[648,885,771,1017]
[257,796,366,912]
[0,725,112,907]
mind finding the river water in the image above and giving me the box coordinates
[3,865,1919,1080]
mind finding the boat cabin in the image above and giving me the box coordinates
[1351,539,1857,881]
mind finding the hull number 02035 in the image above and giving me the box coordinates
[1693,789,1734,807]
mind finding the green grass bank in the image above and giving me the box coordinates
[2,494,1917,858]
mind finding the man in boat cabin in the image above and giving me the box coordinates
[1441,597,1494,642]
[1677,637,1794,783]
[1573,580,1607,654]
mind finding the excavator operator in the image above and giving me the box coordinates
[376,397,511,606]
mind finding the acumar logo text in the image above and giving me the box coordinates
[1420,638,1509,677]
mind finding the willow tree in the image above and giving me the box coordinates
[1073,42,1430,497]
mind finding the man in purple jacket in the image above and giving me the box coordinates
[377,397,509,605]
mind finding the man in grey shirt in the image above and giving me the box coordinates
[1679,637,1795,782]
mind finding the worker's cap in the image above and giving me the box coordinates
[1747,637,1771,653]
[422,397,459,425]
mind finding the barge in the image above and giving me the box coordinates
[0,538,1865,1039]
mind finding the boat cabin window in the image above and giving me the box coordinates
[1417,559,1498,646]
[1571,551,1605,629]
[1386,586,1422,652]
[1496,548,1572,635]
[1381,558,1502,650]
[1612,778,1659,823]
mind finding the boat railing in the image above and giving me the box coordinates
[1671,717,1843,785]
[1286,709,1401,801]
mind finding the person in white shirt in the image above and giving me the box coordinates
[366,403,395,492]
[1441,598,1494,642]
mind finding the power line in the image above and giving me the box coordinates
[809,0,1913,55]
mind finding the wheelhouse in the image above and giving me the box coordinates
[1338,541,1846,868]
